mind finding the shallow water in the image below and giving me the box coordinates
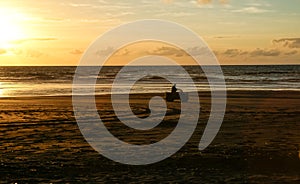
[0,65,299,97]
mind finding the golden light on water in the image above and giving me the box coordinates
[0,82,4,97]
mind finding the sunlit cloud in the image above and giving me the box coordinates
[250,48,280,57]
[155,11,196,18]
[246,2,271,7]
[232,7,272,14]
[10,38,57,44]
[12,48,45,58]
[69,3,93,7]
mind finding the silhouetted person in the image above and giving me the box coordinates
[171,84,177,93]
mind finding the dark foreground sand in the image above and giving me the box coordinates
[0,91,299,183]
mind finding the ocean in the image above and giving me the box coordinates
[0,65,299,97]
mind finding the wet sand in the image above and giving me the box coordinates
[0,91,299,183]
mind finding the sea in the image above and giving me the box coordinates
[0,65,299,97]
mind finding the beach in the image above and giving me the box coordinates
[0,0,299,182]
[0,90,299,183]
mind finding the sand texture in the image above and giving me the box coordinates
[0,91,299,183]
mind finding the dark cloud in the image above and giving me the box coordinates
[221,48,283,57]
[10,38,57,44]
[273,38,300,48]
[147,46,212,57]
[0,48,7,55]
[70,49,83,55]
[284,50,298,55]
[95,47,131,56]
[186,46,212,56]
[223,49,248,57]
[147,46,186,57]
[250,48,280,57]
[148,47,291,58]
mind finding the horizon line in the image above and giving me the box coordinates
[0,64,299,67]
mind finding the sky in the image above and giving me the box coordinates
[0,0,299,66]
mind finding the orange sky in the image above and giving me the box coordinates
[0,0,299,66]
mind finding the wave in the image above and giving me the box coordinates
[0,65,299,97]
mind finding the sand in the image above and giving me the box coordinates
[0,91,299,183]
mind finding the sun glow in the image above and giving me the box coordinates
[0,8,27,49]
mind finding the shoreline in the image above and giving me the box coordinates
[0,90,300,101]
[0,89,299,100]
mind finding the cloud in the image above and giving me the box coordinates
[12,48,44,58]
[213,35,240,39]
[246,2,271,7]
[250,48,280,57]
[141,46,212,57]
[156,11,195,17]
[0,48,7,55]
[70,49,83,55]
[273,38,300,48]
[26,49,44,58]
[221,48,283,57]
[95,47,115,56]
[116,48,130,56]
[232,7,271,14]
[284,50,298,55]
[10,38,57,44]
[161,0,173,4]
[147,46,186,57]
[197,0,212,5]
[223,49,248,57]
[197,0,228,5]
[186,46,212,56]
[69,3,93,7]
